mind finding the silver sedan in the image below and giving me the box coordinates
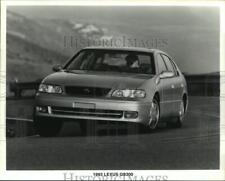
[34,47,188,136]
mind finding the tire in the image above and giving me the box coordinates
[173,100,185,128]
[34,117,62,137]
[147,97,160,130]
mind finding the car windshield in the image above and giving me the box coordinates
[65,49,155,75]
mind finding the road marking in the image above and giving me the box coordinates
[162,133,219,143]
[6,117,33,122]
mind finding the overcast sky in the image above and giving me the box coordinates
[9,6,220,74]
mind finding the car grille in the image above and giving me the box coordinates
[51,106,123,119]
[65,86,111,97]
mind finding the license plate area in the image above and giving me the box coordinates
[72,102,96,109]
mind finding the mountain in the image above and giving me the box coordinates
[6,11,117,81]
[7,11,117,56]
[7,33,68,82]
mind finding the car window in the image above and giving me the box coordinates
[80,52,95,69]
[103,54,126,66]
[138,54,155,74]
[65,50,156,75]
[157,54,167,73]
[161,54,174,73]
[162,54,179,76]
[170,59,180,76]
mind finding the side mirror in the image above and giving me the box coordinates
[159,71,175,79]
[52,64,63,72]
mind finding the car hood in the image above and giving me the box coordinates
[43,70,154,89]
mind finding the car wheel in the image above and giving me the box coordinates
[174,100,185,128]
[34,117,62,137]
[147,97,160,130]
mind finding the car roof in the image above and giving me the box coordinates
[83,46,167,54]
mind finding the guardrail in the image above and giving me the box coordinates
[185,74,219,96]
[9,80,41,98]
[6,117,35,137]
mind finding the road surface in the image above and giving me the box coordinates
[6,96,220,170]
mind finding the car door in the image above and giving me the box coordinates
[161,54,182,116]
[170,58,185,115]
[170,58,184,99]
[156,53,174,118]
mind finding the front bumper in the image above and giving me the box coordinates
[35,93,151,125]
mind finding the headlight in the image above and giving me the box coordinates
[112,89,146,98]
[38,84,63,94]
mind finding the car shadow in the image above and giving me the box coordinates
[58,120,175,137]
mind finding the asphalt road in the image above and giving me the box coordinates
[6,96,220,170]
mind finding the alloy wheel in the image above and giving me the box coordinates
[179,100,185,123]
[148,99,160,130]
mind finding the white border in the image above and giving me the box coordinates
[0,1,224,180]
[0,0,7,172]
[3,0,224,6]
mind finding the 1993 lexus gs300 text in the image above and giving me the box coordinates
[34,47,188,137]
